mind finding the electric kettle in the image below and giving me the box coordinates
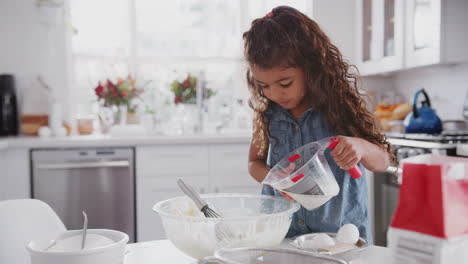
[403,88,442,134]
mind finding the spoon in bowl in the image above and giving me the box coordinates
[81,211,88,250]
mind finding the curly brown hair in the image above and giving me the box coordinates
[243,6,394,162]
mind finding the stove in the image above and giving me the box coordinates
[386,131,468,156]
[387,131,468,144]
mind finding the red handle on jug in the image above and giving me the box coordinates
[328,137,362,179]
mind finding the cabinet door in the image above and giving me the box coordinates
[405,0,441,68]
[137,145,209,180]
[136,179,181,242]
[1,148,30,200]
[356,0,403,75]
[136,145,210,242]
[136,175,213,242]
[209,144,259,194]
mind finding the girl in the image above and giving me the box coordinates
[244,6,392,242]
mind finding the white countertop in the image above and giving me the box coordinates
[0,133,251,150]
[125,240,394,264]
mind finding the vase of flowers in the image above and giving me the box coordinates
[94,75,144,133]
[170,73,215,133]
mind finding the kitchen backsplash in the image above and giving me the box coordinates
[392,63,468,120]
[363,63,468,121]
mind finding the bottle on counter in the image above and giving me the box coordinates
[232,99,251,131]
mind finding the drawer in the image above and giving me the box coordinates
[137,145,209,178]
[209,144,254,186]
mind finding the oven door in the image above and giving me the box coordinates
[31,148,136,242]
[373,166,400,246]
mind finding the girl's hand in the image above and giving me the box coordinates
[280,191,294,201]
[330,136,364,171]
[279,162,296,177]
[276,163,296,201]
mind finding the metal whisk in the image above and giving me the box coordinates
[177,179,235,242]
[177,179,222,218]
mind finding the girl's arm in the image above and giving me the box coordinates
[331,136,390,173]
[248,121,294,200]
[248,125,270,183]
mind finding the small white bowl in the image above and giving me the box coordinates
[26,229,129,264]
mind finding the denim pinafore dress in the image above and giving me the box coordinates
[262,103,372,242]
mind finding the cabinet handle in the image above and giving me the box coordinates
[214,187,219,193]
[35,160,130,170]
[200,187,205,194]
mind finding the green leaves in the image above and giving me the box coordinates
[170,74,216,104]
[94,76,144,109]
[171,74,198,104]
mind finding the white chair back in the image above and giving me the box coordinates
[0,199,66,264]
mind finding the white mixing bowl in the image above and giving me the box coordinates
[26,229,129,264]
[153,193,300,259]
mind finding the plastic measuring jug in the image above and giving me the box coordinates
[262,137,362,210]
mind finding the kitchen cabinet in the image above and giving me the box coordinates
[208,144,258,194]
[0,148,30,201]
[404,0,468,68]
[355,0,404,75]
[137,145,210,182]
[355,0,468,75]
[136,145,210,242]
[136,142,258,241]
[136,181,182,242]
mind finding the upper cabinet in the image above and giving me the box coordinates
[355,0,468,76]
[405,0,468,68]
[356,0,404,75]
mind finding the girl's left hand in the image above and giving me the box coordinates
[330,136,365,170]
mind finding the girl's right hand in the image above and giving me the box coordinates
[278,163,296,201]
[278,162,296,177]
[280,191,295,201]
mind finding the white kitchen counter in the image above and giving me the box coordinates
[125,239,394,264]
[0,133,251,149]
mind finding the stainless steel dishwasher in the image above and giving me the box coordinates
[31,147,136,242]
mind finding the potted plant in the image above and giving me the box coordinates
[94,75,144,132]
[170,74,215,133]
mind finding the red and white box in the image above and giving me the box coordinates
[387,154,468,264]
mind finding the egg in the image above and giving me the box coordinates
[38,126,52,138]
[301,233,335,250]
[336,223,359,244]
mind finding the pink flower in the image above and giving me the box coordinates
[182,79,190,89]
[95,82,104,98]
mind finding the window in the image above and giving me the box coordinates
[68,0,310,131]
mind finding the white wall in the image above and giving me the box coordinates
[391,63,468,120]
[0,0,69,117]
[359,63,468,120]
[360,63,468,121]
